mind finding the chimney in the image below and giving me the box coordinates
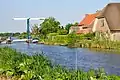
[85,14,88,16]
[96,10,101,12]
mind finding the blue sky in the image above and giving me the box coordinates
[0,0,120,32]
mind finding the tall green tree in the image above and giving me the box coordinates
[40,17,60,36]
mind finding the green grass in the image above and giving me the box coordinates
[40,33,120,50]
[0,47,120,80]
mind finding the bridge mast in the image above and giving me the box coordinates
[27,18,30,41]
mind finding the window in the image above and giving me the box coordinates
[101,20,104,27]
[82,27,87,29]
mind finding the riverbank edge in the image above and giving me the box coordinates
[38,40,120,50]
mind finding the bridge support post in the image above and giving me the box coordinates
[27,18,30,43]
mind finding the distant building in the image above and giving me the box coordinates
[93,3,120,41]
[69,12,99,34]
[69,3,120,41]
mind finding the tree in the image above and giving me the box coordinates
[19,32,27,39]
[65,23,73,34]
[13,32,20,37]
[31,24,40,35]
[67,33,77,47]
[73,22,79,26]
[40,17,60,37]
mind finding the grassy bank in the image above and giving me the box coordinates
[0,47,120,80]
[39,33,120,50]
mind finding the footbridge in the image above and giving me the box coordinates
[12,39,28,42]
[1,39,28,44]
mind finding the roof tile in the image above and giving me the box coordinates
[79,13,99,26]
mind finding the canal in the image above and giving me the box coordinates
[1,42,120,75]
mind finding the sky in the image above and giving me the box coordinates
[0,0,120,32]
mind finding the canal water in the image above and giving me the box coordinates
[1,42,120,75]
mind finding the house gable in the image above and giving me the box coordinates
[92,18,110,33]
[97,3,120,30]
[72,13,99,34]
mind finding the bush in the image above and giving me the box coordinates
[57,29,68,35]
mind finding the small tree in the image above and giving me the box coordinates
[73,22,79,26]
[67,33,77,47]
[65,23,73,34]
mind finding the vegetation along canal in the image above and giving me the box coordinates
[1,42,120,76]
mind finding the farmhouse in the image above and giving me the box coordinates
[69,3,120,41]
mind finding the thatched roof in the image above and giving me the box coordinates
[96,3,120,30]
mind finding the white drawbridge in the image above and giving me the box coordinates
[13,17,45,43]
